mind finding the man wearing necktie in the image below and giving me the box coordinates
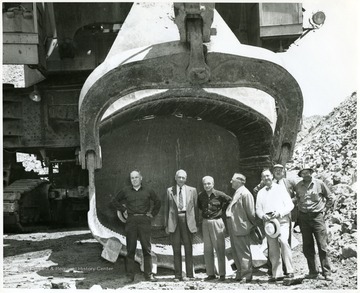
[164,169,199,281]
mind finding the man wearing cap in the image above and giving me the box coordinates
[295,165,334,281]
[198,176,231,281]
[226,173,257,283]
[256,169,295,282]
[164,169,199,281]
[272,164,298,226]
[113,170,161,283]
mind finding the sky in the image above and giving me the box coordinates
[279,0,359,117]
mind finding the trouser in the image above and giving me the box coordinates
[267,220,292,275]
[226,218,253,280]
[125,215,152,277]
[298,211,331,276]
[170,213,194,278]
[266,216,294,278]
[202,218,226,276]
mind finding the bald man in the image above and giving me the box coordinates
[113,170,161,283]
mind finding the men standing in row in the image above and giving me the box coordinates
[164,169,199,281]
[197,176,232,281]
[256,169,295,282]
[225,173,256,283]
[295,165,334,281]
[113,170,161,283]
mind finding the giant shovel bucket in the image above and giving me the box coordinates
[78,3,302,272]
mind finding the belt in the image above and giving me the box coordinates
[130,213,146,216]
[178,211,186,214]
[299,210,323,214]
[204,217,222,220]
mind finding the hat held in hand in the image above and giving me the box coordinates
[264,218,281,238]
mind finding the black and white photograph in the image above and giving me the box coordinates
[2,0,358,291]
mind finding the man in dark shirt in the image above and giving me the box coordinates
[113,170,161,283]
[198,176,231,281]
[295,165,334,281]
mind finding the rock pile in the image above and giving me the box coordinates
[288,92,357,260]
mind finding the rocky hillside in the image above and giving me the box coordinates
[288,92,357,261]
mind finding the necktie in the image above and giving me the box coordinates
[276,180,280,184]
[179,187,184,210]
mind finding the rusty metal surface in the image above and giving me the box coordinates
[187,19,211,84]
[3,179,51,232]
[174,3,215,43]
[79,51,302,169]
[3,86,80,150]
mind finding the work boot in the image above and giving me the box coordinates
[124,275,135,284]
[304,273,319,280]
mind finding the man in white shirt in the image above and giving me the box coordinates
[272,164,297,227]
[256,169,295,282]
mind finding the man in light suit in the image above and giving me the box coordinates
[225,173,256,283]
[164,169,199,281]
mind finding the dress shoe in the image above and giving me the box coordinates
[144,274,157,282]
[269,277,284,282]
[204,275,217,281]
[173,278,181,282]
[239,277,252,284]
[304,273,319,279]
[324,275,333,282]
[182,277,194,281]
[219,275,226,281]
[284,273,294,279]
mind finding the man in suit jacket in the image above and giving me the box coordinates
[225,173,256,283]
[164,169,199,281]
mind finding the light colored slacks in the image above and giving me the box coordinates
[226,218,253,280]
[266,216,294,278]
[202,218,226,276]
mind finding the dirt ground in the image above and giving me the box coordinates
[3,227,357,290]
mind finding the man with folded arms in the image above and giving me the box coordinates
[256,169,295,282]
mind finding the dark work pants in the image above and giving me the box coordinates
[298,211,331,276]
[125,215,152,277]
[170,213,194,278]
